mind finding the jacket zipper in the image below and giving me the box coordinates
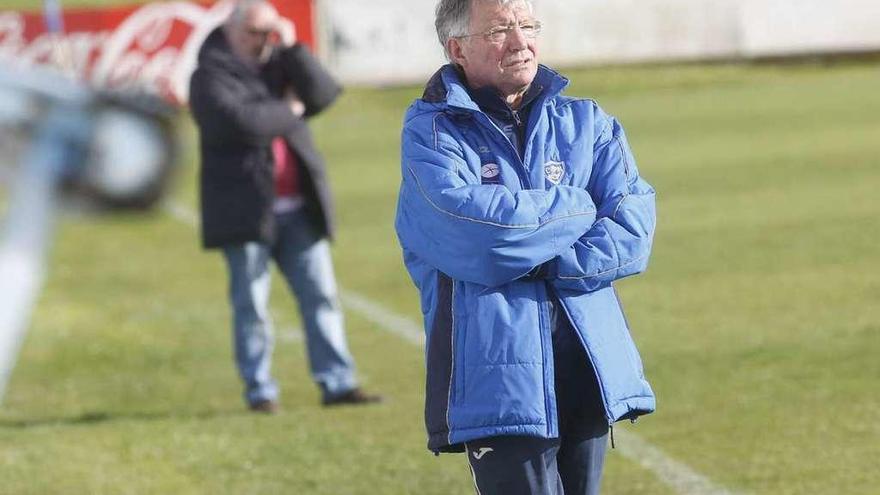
[535,282,557,439]
[473,112,532,190]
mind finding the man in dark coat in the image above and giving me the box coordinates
[189,0,381,412]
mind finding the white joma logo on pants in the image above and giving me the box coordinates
[472,447,494,460]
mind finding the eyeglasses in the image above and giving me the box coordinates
[457,20,542,44]
[246,27,273,39]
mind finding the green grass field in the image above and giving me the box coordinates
[1,11,879,492]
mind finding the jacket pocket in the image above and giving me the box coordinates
[459,282,544,404]
[451,281,467,404]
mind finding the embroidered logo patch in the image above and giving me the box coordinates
[544,160,565,185]
[481,163,501,180]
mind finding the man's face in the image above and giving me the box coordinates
[227,3,278,65]
[450,1,539,97]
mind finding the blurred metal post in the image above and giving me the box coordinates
[43,0,65,33]
[0,2,176,405]
[0,107,89,403]
[0,64,175,404]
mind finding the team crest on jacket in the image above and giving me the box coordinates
[544,160,565,185]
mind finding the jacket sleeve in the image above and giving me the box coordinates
[277,44,343,117]
[545,115,656,293]
[395,116,598,288]
[189,67,305,144]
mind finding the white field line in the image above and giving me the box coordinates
[278,326,303,343]
[163,200,199,226]
[613,428,740,495]
[163,200,739,495]
[337,290,425,347]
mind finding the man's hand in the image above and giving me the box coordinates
[275,17,297,47]
[285,89,305,117]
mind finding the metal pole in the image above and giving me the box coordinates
[0,108,87,403]
[43,0,75,75]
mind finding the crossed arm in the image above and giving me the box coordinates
[189,67,305,145]
[541,116,656,292]
[395,111,655,291]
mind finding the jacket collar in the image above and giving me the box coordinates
[422,63,569,112]
[197,26,260,76]
[468,81,544,116]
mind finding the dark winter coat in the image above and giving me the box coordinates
[189,27,342,248]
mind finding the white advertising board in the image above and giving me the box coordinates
[315,0,446,85]
[534,0,742,65]
[741,0,880,56]
[317,0,880,86]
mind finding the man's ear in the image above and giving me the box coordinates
[447,38,467,67]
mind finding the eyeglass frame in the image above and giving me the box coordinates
[455,20,543,44]
[246,27,274,39]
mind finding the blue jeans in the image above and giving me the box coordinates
[222,209,358,405]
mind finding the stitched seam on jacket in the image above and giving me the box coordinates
[610,223,623,280]
[556,97,593,110]
[449,422,548,434]
[606,132,638,274]
[432,113,442,152]
[609,394,655,403]
[446,281,456,446]
[611,134,633,220]
[614,133,631,181]
[407,167,595,229]
[557,252,650,280]
[611,196,627,223]
[464,362,542,367]
[429,421,550,436]
[607,394,656,411]
[594,115,614,148]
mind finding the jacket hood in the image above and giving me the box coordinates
[411,63,570,120]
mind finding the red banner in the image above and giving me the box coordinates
[0,1,315,104]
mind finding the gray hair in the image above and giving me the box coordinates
[435,0,533,59]
[227,0,273,26]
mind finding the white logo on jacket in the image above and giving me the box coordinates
[481,163,500,179]
[544,160,565,185]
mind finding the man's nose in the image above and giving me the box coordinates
[506,25,529,50]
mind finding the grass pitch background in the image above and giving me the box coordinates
[0,5,878,491]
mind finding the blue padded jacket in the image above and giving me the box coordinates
[395,64,656,453]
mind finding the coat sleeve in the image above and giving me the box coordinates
[277,44,343,117]
[189,67,305,144]
[545,114,656,293]
[395,115,598,288]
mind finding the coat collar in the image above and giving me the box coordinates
[197,26,260,77]
[422,63,570,112]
